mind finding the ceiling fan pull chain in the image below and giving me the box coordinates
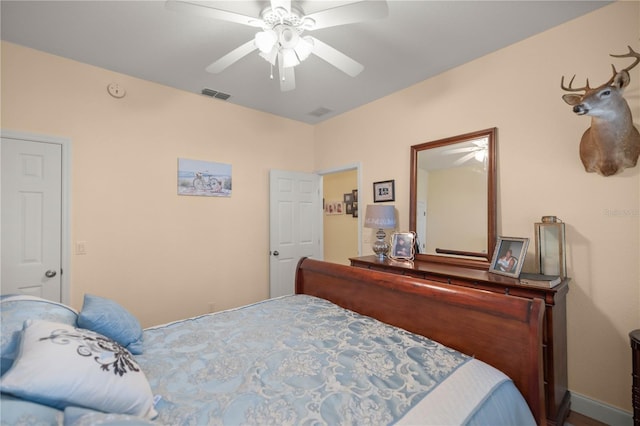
[270,64,274,80]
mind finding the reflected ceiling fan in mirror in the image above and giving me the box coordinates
[166,0,388,91]
[441,137,489,167]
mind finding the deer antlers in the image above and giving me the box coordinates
[561,45,640,92]
[610,45,640,74]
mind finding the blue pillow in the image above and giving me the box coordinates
[1,295,78,375]
[77,294,143,354]
[1,393,63,425]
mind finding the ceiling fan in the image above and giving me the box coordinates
[166,0,388,91]
[442,137,489,167]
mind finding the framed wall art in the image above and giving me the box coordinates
[324,201,344,215]
[373,180,395,203]
[352,189,358,217]
[177,158,232,197]
[489,236,529,278]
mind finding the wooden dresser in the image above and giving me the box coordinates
[350,255,570,426]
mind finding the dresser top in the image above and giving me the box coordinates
[350,255,569,294]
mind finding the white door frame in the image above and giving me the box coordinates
[1,130,71,304]
[316,162,362,256]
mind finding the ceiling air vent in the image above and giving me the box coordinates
[201,88,230,100]
[308,107,332,117]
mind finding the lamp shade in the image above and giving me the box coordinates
[255,30,277,53]
[364,205,396,229]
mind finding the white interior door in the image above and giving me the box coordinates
[269,170,322,298]
[1,137,63,301]
[417,200,427,253]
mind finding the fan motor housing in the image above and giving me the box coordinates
[261,6,308,31]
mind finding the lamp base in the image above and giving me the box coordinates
[372,228,390,259]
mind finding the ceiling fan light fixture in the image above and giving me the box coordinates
[255,30,277,53]
[281,48,299,68]
[259,46,278,66]
[278,26,299,49]
[294,36,314,61]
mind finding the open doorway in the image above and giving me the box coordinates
[318,164,361,265]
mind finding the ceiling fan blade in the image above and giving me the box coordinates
[305,1,388,31]
[309,37,363,77]
[453,152,477,166]
[270,0,291,14]
[165,0,263,28]
[280,67,296,92]
[442,147,477,155]
[206,40,258,74]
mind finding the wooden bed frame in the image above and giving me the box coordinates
[295,258,546,425]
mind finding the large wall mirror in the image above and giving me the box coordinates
[410,128,496,269]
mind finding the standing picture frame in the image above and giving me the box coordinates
[389,232,416,261]
[373,180,395,203]
[489,236,529,278]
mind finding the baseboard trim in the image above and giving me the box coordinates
[571,391,633,425]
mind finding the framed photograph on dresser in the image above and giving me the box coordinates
[389,232,416,260]
[489,236,529,278]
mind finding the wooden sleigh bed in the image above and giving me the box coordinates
[296,258,546,425]
[1,257,545,425]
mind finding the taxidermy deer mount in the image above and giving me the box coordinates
[561,45,640,176]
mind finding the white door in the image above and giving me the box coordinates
[1,137,63,301]
[269,170,322,298]
[416,200,427,253]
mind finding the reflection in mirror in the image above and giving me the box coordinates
[410,128,496,269]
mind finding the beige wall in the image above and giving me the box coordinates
[1,41,315,327]
[425,166,487,254]
[1,0,638,413]
[315,1,639,412]
[322,170,358,264]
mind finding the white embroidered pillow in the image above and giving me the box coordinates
[0,320,157,419]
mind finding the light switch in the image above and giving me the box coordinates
[76,241,87,255]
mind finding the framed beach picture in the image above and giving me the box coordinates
[489,236,529,278]
[177,158,232,197]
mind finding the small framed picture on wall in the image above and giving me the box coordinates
[373,180,395,203]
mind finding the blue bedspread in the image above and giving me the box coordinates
[137,295,534,425]
[0,294,535,425]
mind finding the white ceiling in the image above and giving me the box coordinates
[1,0,611,124]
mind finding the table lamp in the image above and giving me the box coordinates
[364,204,396,259]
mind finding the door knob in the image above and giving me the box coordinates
[273,251,279,256]
[45,270,57,278]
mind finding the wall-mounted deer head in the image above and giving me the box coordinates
[561,45,640,176]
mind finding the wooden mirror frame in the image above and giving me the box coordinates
[409,128,497,269]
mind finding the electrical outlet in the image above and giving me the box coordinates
[208,302,216,313]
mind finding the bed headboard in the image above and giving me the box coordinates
[295,258,546,425]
